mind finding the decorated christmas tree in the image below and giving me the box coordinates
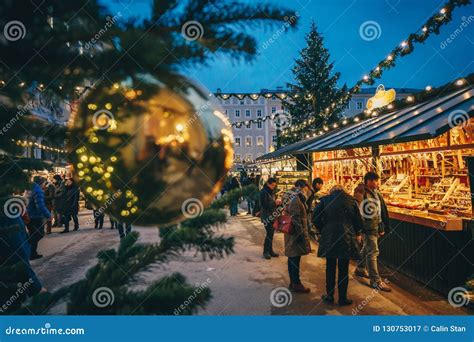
[280,22,347,145]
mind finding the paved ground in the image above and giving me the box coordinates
[32,208,470,315]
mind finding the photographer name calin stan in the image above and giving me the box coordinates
[430,325,466,333]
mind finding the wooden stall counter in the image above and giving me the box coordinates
[388,206,464,231]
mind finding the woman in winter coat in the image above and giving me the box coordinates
[60,179,80,233]
[284,179,312,293]
[313,186,363,306]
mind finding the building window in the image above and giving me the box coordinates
[271,107,276,113]
[345,103,350,110]
[245,136,252,147]
[257,109,262,117]
[235,154,241,162]
[245,121,251,129]
[356,101,363,110]
[257,136,264,146]
[257,121,262,129]
[225,109,228,115]
[245,154,253,162]
[235,109,240,117]
[271,95,276,100]
[240,100,244,105]
[235,137,241,147]
[245,109,251,117]
[272,135,277,143]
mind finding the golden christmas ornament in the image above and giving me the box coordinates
[69,75,233,226]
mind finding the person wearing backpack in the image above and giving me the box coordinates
[284,179,312,293]
[353,172,392,292]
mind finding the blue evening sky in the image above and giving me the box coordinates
[103,0,474,93]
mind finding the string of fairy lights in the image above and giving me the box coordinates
[10,139,67,153]
[227,0,470,140]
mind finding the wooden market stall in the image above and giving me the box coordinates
[295,85,474,294]
[260,85,474,294]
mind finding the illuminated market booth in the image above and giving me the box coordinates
[257,85,474,294]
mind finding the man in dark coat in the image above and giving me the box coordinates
[259,177,279,259]
[353,172,392,292]
[243,173,256,214]
[313,186,363,305]
[52,174,66,227]
[60,178,80,233]
[42,179,55,234]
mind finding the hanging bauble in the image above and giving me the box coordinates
[68,74,233,226]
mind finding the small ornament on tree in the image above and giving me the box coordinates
[69,75,234,226]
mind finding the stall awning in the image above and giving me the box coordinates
[296,86,474,153]
[255,138,311,161]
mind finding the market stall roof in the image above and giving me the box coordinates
[255,137,311,161]
[257,85,473,161]
[298,86,473,153]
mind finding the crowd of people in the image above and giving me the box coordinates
[0,173,134,306]
[227,170,392,306]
